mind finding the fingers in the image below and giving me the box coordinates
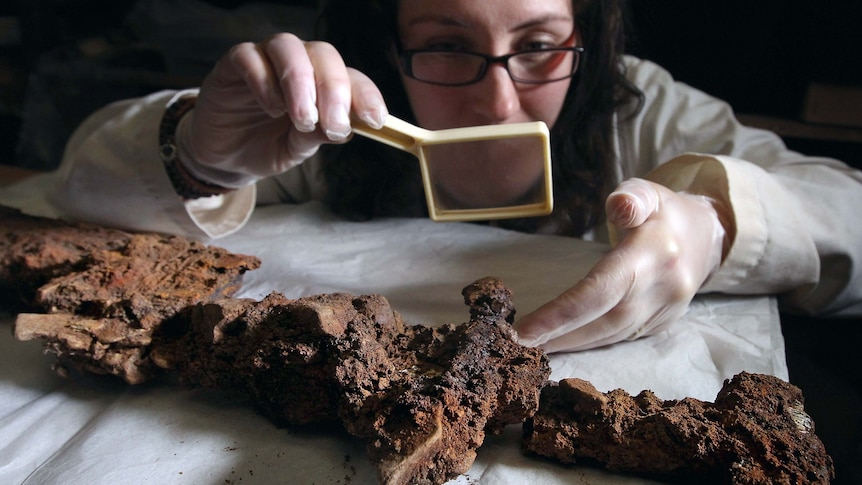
[538,319,630,353]
[514,252,631,347]
[298,39,354,140]
[262,34,322,131]
[228,34,387,140]
[224,42,288,118]
[349,68,388,130]
[536,302,682,353]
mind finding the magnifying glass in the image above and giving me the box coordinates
[352,115,553,222]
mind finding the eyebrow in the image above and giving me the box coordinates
[406,13,573,33]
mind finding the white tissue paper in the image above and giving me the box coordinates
[0,174,786,484]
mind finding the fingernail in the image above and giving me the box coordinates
[516,336,536,347]
[325,128,351,141]
[608,192,638,227]
[324,107,351,141]
[514,330,540,347]
[295,114,318,133]
[290,84,318,131]
[360,106,387,130]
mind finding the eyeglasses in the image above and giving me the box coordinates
[399,46,584,87]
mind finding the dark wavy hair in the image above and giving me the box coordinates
[315,0,643,236]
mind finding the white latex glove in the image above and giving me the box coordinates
[176,33,388,187]
[514,178,729,353]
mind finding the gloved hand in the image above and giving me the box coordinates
[514,177,730,353]
[175,33,388,186]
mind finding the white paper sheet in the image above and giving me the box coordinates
[0,175,786,484]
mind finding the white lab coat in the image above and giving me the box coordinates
[50,56,862,316]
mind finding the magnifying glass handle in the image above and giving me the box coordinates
[351,115,430,155]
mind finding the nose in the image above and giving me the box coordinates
[471,63,521,122]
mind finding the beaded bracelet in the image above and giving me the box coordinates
[159,95,231,199]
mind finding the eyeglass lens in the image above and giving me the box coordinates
[408,49,577,85]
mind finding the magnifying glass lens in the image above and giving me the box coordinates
[352,116,553,222]
[424,137,547,210]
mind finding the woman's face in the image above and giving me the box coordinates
[396,0,575,209]
[396,0,575,130]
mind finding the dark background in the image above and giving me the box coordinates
[626,0,862,168]
[1,0,860,168]
[1,1,860,483]
[628,1,862,118]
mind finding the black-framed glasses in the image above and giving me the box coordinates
[399,46,584,87]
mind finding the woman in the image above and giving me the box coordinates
[52,0,862,352]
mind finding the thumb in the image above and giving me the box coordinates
[605,178,661,229]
